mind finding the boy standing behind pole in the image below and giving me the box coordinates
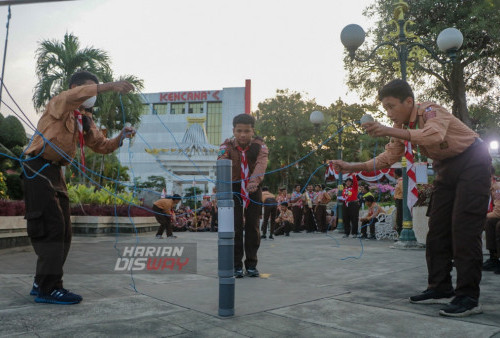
[217,114,269,278]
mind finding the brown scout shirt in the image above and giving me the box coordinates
[217,137,269,186]
[153,198,176,214]
[25,84,122,164]
[363,102,478,171]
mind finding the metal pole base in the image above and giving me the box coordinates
[391,229,424,249]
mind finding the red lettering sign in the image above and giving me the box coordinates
[158,91,219,102]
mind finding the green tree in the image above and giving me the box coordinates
[345,0,500,127]
[134,175,166,192]
[33,32,110,111]
[94,69,144,134]
[255,90,383,191]
[0,115,26,149]
[184,186,203,210]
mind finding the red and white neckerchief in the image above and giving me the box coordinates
[74,110,86,172]
[405,121,418,214]
[236,145,250,208]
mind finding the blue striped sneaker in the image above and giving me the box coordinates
[30,282,39,296]
[35,288,82,305]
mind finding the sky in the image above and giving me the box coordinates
[0,0,377,131]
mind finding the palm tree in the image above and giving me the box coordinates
[32,32,110,112]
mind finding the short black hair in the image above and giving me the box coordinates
[280,202,288,208]
[233,113,255,127]
[378,79,414,102]
[262,186,269,191]
[394,168,403,177]
[69,70,99,88]
[172,194,182,201]
[365,195,375,203]
[294,184,301,188]
[345,177,353,182]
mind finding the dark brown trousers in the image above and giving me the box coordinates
[233,185,262,270]
[485,217,500,256]
[303,206,316,232]
[342,201,359,235]
[315,205,327,232]
[426,140,491,300]
[395,198,403,235]
[23,157,71,295]
[262,198,277,236]
[292,206,303,232]
[154,205,173,237]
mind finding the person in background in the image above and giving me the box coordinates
[154,194,182,239]
[484,167,500,274]
[341,176,360,238]
[261,186,277,240]
[359,195,385,240]
[393,168,403,235]
[274,202,294,236]
[302,184,317,233]
[290,184,304,233]
[314,184,331,232]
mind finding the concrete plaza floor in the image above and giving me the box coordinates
[1,231,499,337]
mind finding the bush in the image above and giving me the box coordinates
[70,204,153,217]
[0,172,8,199]
[67,183,140,206]
[0,199,25,216]
[6,173,23,200]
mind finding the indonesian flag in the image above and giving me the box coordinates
[405,138,418,214]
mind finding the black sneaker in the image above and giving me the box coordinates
[30,282,39,296]
[234,268,244,278]
[409,288,455,304]
[342,234,349,238]
[439,296,482,317]
[269,235,274,240]
[262,234,267,239]
[246,268,260,277]
[368,235,376,240]
[494,266,500,275]
[482,258,500,271]
[285,233,290,236]
[360,234,368,239]
[35,288,82,305]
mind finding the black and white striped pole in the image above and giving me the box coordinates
[216,159,235,317]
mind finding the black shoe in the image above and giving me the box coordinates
[292,231,301,233]
[285,233,290,236]
[35,288,82,305]
[368,235,376,240]
[482,258,500,271]
[439,296,482,317]
[262,234,267,239]
[360,234,368,239]
[342,234,349,238]
[246,268,260,277]
[494,266,500,275]
[269,235,274,239]
[409,288,455,304]
[234,268,244,278]
[30,282,39,296]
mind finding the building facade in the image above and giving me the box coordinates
[118,80,251,196]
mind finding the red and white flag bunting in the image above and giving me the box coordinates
[405,140,418,214]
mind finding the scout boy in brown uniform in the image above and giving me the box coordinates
[331,79,491,317]
[24,70,136,305]
[154,194,182,239]
[217,114,269,278]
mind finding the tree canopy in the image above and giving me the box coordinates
[255,90,384,191]
[345,0,500,127]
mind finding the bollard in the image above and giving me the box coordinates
[216,159,234,317]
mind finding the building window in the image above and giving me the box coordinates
[207,102,222,145]
[188,102,204,114]
[141,104,151,115]
[171,103,185,114]
[152,103,167,115]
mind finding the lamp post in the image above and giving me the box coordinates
[341,0,463,247]
[310,110,344,232]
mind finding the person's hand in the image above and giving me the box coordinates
[121,126,136,139]
[329,160,354,174]
[247,182,258,193]
[362,121,389,137]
